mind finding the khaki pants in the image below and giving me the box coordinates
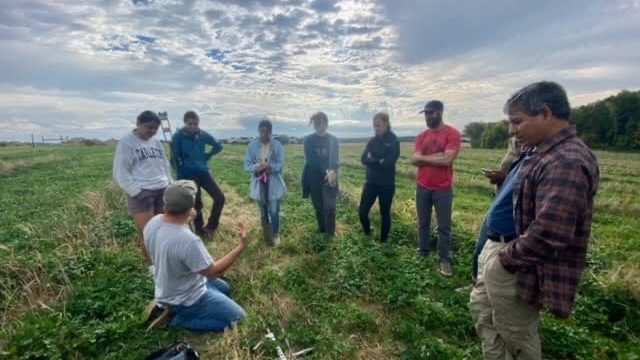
[469,240,541,360]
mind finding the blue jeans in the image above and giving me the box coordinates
[170,278,246,332]
[258,200,281,236]
[417,186,453,264]
[472,218,489,282]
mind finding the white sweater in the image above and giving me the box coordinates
[113,131,172,197]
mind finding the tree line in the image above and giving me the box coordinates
[463,90,640,150]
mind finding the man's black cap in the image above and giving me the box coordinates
[419,100,444,113]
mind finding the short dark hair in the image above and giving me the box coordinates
[258,119,272,132]
[183,110,199,122]
[137,110,160,124]
[504,81,571,120]
[373,112,391,131]
[309,111,328,126]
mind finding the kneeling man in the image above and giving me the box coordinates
[145,180,250,331]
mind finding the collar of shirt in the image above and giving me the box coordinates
[534,126,576,155]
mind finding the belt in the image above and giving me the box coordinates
[487,233,518,243]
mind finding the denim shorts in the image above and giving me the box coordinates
[127,188,165,215]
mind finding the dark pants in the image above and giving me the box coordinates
[359,183,395,242]
[309,176,337,235]
[472,218,489,282]
[416,185,453,264]
[188,171,225,233]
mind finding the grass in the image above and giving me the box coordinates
[0,143,639,359]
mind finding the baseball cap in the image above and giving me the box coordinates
[419,100,444,113]
[163,180,198,214]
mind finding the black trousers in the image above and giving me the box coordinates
[359,182,395,242]
[308,176,337,235]
[188,171,225,232]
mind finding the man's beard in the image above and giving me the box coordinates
[427,117,442,129]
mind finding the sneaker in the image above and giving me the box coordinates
[439,262,453,277]
[455,283,474,294]
[273,234,281,246]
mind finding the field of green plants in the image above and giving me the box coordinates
[1,143,639,359]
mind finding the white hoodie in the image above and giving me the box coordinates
[113,131,172,197]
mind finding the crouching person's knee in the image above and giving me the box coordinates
[225,306,246,331]
[233,306,246,323]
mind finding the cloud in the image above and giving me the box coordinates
[0,0,638,142]
[310,0,340,13]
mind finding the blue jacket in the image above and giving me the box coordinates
[171,128,222,178]
[244,138,287,202]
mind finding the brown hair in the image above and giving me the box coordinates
[373,112,391,131]
[309,111,328,126]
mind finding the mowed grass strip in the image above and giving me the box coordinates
[2,143,639,359]
[205,146,404,359]
[211,145,476,358]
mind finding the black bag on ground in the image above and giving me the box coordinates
[144,341,200,360]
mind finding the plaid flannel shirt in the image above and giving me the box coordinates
[499,127,599,318]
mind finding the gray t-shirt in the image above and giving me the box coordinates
[144,215,213,306]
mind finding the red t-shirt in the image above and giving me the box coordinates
[414,125,461,191]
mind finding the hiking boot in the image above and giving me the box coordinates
[145,306,173,331]
[439,262,453,277]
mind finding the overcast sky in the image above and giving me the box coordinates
[1,0,638,141]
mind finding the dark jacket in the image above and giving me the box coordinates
[171,128,222,178]
[361,131,400,186]
[301,133,339,198]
